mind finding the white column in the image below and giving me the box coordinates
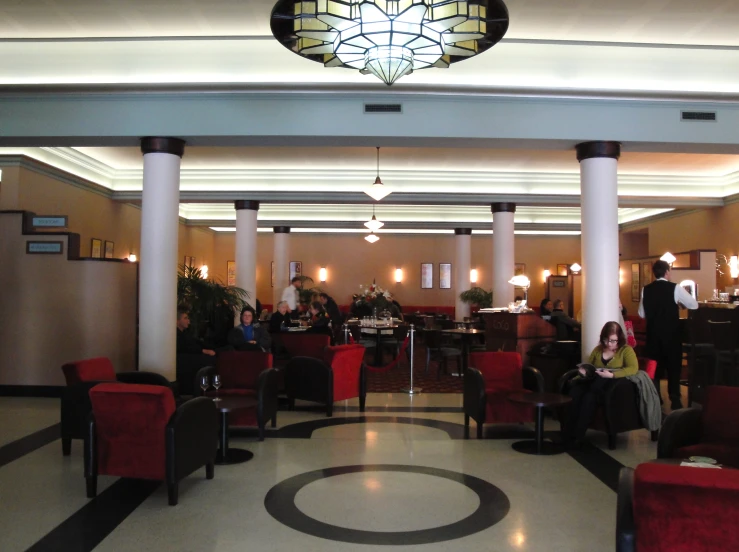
[454,228,472,319]
[577,141,621,361]
[273,226,290,307]
[492,203,516,308]
[235,201,259,308]
[138,137,185,380]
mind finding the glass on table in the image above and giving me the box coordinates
[212,374,222,401]
[199,375,209,395]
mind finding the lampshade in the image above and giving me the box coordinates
[508,275,530,288]
[569,263,582,274]
[395,268,403,282]
[271,0,511,86]
[660,252,676,264]
[365,147,391,201]
[365,203,385,231]
[127,254,137,262]
[470,269,478,283]
[319,267,328,282]
[365,232,380,244]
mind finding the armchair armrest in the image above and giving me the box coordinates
[523,366,545,393]
[61,381,108,439]
[558,369,580,394]
[657,408,703,459]
[166,397,218,484]
[256,368,279,427]
[616,467,636,552]
[463,367,486,423]
[116,371,172,387]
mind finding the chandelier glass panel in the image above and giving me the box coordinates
[271,0,510,85]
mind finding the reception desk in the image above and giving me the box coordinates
[482,312,557,367]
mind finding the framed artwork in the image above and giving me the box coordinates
[557,264,569,276]
[642,262,652,287]
[104,240,114,259]
[631,263,641,302]
[421,263,433,289]
[271,261,275,288]
[514,263,526,276]
[91,238,102,258]
[289,261,302,281]
[227,261,236,287]
[439,263,451,289]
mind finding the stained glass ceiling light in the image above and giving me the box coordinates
[270,0,510,86]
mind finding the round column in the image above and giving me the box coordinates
[577,141,621,361]
[454,228,472,319]
[492,203,516,308]
[139,137,185,380]
[273,226,290,307]
[235,201,259,308]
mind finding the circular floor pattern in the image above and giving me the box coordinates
[264,464,510,545]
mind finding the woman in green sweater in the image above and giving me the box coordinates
[562,321,638,446]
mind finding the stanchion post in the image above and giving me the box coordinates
[343,323,349,345]
[402,324,421,395]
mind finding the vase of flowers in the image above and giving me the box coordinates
[353,283,397,317]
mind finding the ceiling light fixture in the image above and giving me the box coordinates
[365,147,391,201]
[270,0,510,86]
[365,232,380,243]
[364,203,384,231]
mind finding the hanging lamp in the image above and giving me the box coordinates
[365,147,391,201]
[364,203,384,232]
[365,232,380,244]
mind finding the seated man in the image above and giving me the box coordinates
[550,299,581,340]
[176,309,216,395]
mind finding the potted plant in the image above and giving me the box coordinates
[459,287,493,310]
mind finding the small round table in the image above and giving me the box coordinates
[508,392,572,455]
[440,328,486,377]
[213,396,258,465]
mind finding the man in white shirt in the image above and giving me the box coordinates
[638,260,699,409]
[281,276,301,317]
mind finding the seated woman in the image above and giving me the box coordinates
[540,298,553,317]
[269,301,293,332]
[227,306,271,351]
[562,321,638,446]
[306,301,333,339]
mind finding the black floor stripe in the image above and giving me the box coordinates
[26,478,159,552]
[289,405,463,413]
[567,443,625,492]
[0,423,60,468]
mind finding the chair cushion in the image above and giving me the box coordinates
[675,444,739,469]
[62,357,116,385]
[325,345,365,403]
[484,390,534,423]
[701,386,739,444]
[281,333,331,359]
[217,350,272,389]
[633,463,739,552]
[89,383,175,481]
[470,352,523,392]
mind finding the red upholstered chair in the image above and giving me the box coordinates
[195,351,278,440]
[616,463,739,552]
[85,383,217,506]
[284,344,367,416]
[463,352,544,439]
[280,333,332,359]
[658,386,739,468]
[60,357,172,456]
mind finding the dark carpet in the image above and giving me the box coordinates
[364,347,463,393]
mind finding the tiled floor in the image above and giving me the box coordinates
[0,390,670,552]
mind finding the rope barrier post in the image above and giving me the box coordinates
[343,323,349,345]
[401,324,421,395]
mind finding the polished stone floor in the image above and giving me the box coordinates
[0,390,669,552]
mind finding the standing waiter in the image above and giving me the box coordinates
[638,260,698,410]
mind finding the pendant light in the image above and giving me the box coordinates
[365,232,380,244]
[364,203,384,232]
[365,147,391,201]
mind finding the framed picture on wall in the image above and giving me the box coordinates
[227,261,236,287]
[271,261,275,288]
[557,264,569,276]
[631,263,641,302]
[439,263,451,289]
[183,256,193,268]
[514,263,526,276]
[289,261,302,281]
[642,262,652,287]
[421,263,433,289]
[104,241,114,259]
[91,238,102,258]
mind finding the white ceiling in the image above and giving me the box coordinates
[3,0,739,45]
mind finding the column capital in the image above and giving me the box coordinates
[235,200,260,211]
[491,202,516,214]
[454,228,472,235]
[273,226,291,234]
[140,137,186,158]
[576,141,621,162]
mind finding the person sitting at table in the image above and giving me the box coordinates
[269,301,293,332]
[350,295,372,319]
[319,292,342,328]
[176,308,217,395]
[561,321,638,447]
[550,299,580,339]
[540,298,553,317]
[227,306,271,351]
[306,301,333,339]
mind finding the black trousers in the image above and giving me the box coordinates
[564,377,617,441]
[649,341,683,402]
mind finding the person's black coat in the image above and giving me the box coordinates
[269,311,293,332]
[177,328,205,354]
[227,323,271,351]
[323,296,342,327]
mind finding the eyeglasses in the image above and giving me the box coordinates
[606,339,619,344]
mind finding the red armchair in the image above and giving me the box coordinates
[617,463,739,552]
[463,352,544,439]
[658,386,739,468]
[61,357,172,455]
[85,383,217,506]
[196,350,279,440]
[279,333,331,359]
[285,344,367,417]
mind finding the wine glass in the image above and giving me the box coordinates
[199,375,209,396]
[212,374,222,402]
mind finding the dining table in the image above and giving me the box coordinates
[361,324,402,366]
[440,328,485,376]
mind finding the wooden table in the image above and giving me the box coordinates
[361,324,402,366]
[508,392,572,455]
[440,328,485,376]
[213,396,258,465]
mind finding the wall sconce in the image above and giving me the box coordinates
[201,265,209,279]
[319,267,328,282]
[395,268,403,283]
[619,268,624,285]
[470,269,478,283]
[729,256,739,279]
[127,254,137,262]
[542,269,550,282]
[660,252,676,265]
[569,263,582,275]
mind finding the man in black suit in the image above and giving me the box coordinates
[319,292,342,328]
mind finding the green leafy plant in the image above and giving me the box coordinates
[459,287,493,309]
[177,264,249,346]
[295,275,323,306]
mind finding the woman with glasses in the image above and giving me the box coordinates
[562,321,638,447]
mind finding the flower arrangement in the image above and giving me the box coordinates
[353,283,396,315]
